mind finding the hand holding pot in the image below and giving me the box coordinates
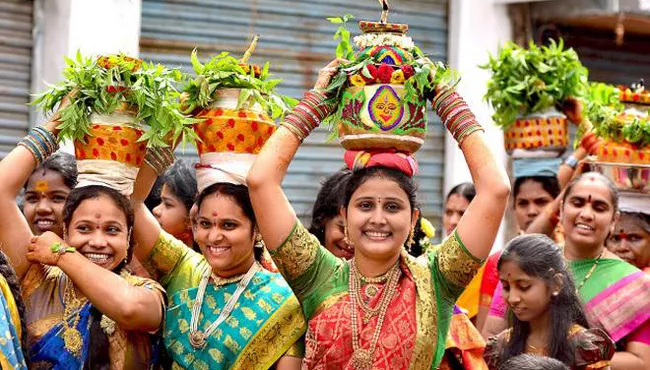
[314,58,347,90]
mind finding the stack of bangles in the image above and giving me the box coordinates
[18,126,59,165]
[432,86,483,145]
[144,146,176,175]
[281,90,334,141]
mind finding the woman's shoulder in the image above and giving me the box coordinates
[568,326,615,367]
[122,270,165,292]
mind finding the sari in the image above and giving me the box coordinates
[489,257,650,347]
[269,221,484,369]
[439,306,488,370]
[484,325,615,370]
[21,264,165,369]
[142,231,305,369]
[0,274,27,369]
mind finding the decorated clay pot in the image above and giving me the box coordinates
[338,84,426,153]
[192,88,276,191]
[503,108,568,157]
[590,161,650,193]
[596,140,650,166]
[73,104,146,195]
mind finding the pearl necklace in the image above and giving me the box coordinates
[188,262,260,349]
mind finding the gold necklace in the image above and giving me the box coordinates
[575,250,604,293]
[62,277,87,357]
[348,259,401,370]
[188,262,260,350]
[350,261,399,324]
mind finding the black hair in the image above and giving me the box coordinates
[446,182,476,203]
[344,166,419,212]
[0,251,28,360]
[61,185,135,369]
[498,234,589,366]
[561,172,619,208]
[409,213,426,257]
[196,183,262,261]
[25,151,78,189]
[63,185,135,270]
[309,169,352,245]
[161,159,197,212]
[499,354,569,370]
[144,176,164,212]
[514,176,561,200]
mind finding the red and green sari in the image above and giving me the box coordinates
[269,221,485,369]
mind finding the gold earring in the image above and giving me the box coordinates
[63,224,68,240]
[406,227,415,251]
[344,225,353,247]
[126,228,132,247]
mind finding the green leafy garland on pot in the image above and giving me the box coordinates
[584,82,650,147]
[481,39,588,129]
[32,52,194,148]
[321,15,456,130]
[182,50,297,119]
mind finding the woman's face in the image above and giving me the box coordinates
[153,184,191,240]
[607,214,650,269]
[343,176,416,262]
[67,194,129,271]
[23,170,71,237]
[514,179,554,231]
[561,178,617,253]
[499,260,553,324]
[194,194,255,276]
[442,194,469,236]
[324,215,353,259]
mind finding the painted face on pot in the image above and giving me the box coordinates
[194,194,255,277]
[607,213,650,269]
[343,176,417,261]
[499,260,553,324]
[23,170,71,237]
[370,86,404,130]
[561,177,618,254]
[324,215,354,259]
[67,195,130,271]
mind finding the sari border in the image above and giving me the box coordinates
[231,294,306,370]
[585,270,650,342]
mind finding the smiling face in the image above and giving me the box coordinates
[23,170,71,237]
[499,260,553,324]
[561,178,618,255]
[66,194,129,270]
[342,176,417,262]
[514,179,554,231]
[153,184,191,241]
[607,213,650,269]
[194,193,255,277]
[324,215,354,259]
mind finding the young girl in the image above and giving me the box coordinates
[484,234,615,370]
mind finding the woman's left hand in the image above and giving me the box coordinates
[26,231,68,266]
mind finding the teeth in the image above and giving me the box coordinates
[576,224,594,231]
[84,253,110,262]
[36,220,54,227]
[365,231,390,238]
[209,246,229,254]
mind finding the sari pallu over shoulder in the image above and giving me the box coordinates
[0,274,27,369]
[143,231,306,370]
[22,264,165,370]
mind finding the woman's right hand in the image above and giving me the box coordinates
[45,88,78,134]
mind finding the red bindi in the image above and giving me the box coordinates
[94,213,102,219]
[212,212,218,218]
[618,231,628,240]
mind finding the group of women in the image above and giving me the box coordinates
[0,56,647,370]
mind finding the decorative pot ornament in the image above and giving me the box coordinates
[503,107,569,157]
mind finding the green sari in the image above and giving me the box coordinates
[142,231,306,369]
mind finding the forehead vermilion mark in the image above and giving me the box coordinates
[617,231,628,240]
[94,213,102,219]
[35,180,49,193]
[212,212,218,218]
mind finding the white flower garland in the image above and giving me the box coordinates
[354,33,415,51]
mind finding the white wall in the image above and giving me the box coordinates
[31,0,142,126]
[446,0,512,248]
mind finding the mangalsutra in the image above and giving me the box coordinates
[575,249,604,293]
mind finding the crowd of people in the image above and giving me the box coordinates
[0,56,648,370]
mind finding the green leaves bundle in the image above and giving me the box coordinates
[182,50,297,119]
[482,39,588,129]
[32,52,195,148]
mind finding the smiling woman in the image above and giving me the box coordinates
[0,105,166,368]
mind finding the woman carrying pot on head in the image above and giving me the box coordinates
[485,172,650,369]
[22,152,77,238]
[130,135,306,369]
[309,169,354,259]
[606,194,650,274]
[0,106,166,368]
[152,158,198,249]
[247,59,511,368]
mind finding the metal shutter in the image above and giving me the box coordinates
[0,0,32,157]
[140,0,448,233]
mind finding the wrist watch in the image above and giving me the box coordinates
[564,155,579,169]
